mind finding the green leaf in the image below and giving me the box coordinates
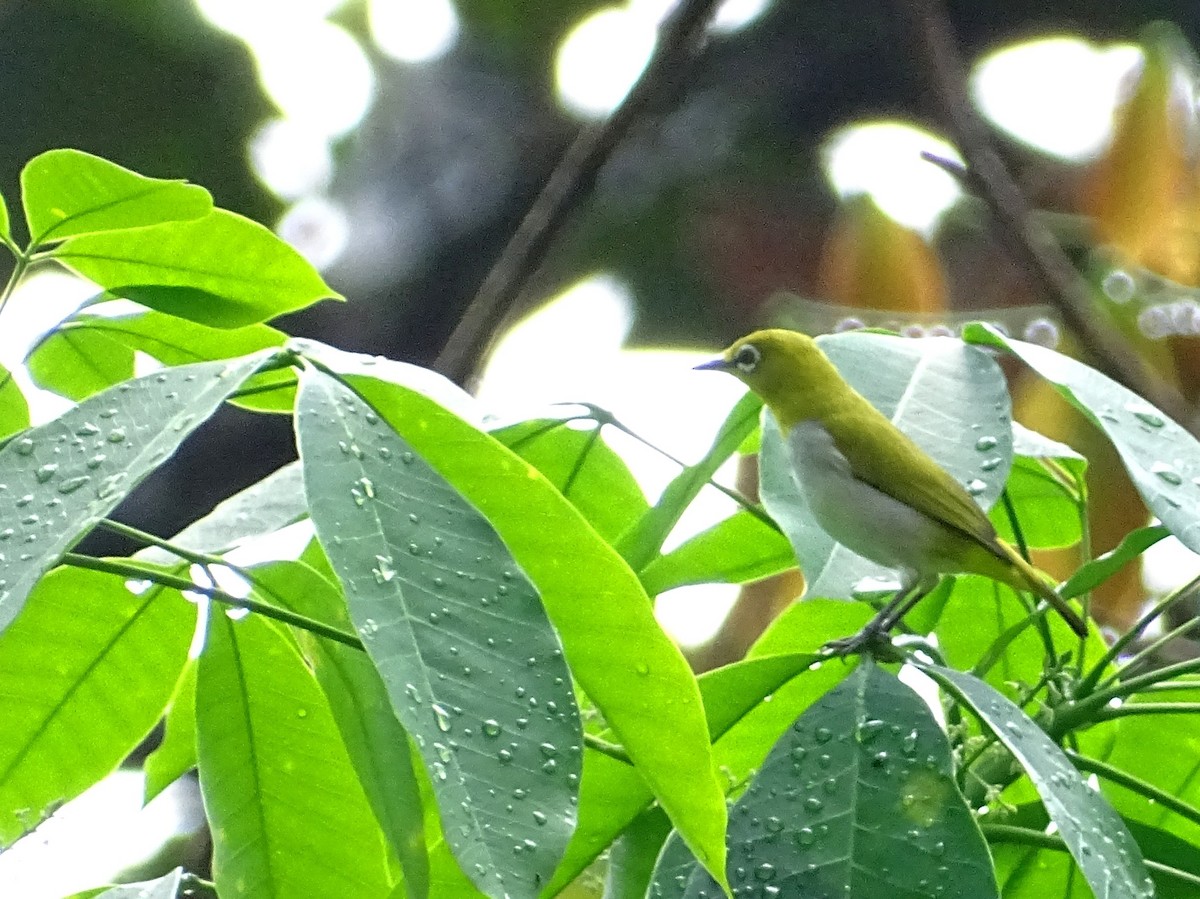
[639,510,793,595]
[491,417,648,543]
[605,807,672,899]
[761,333,1013,599]
[22,149,211,246]
[0,569,193,845]
[296,368,580,899]
[143,659,197,803]
[928,665,1154,899]
[991,425,1087,549]
[299,342,731,892]
[252,560,429,899]
[135,462,306,566]
[990,809,1200,899]
[0,188,10,241]
[965,323,1200,554]
[616,390,763,571]
[196,611,392,899]
[684,663,998,898]
[1097,681,1200,847]
[0,365,29,442]
[547,649,836,893]
[93,868,184,899]
[1059,525,1171,600]
[0,351,272,633]
[27,326,134,401]
[53,209,340,328]
[29,309,286,401]
[648,829,701,899]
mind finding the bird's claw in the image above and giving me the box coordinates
[821,623,898,660]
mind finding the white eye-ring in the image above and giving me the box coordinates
[734,343,761,373]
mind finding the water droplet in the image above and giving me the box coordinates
[796,826,816,846]
[1127,405,1165,428]
[372,554,396,584]
[34,463,58,483]
[498,749,513,763]
[765,816,784,833]
[0,529,12,541]
[539,742,558,758]
[635,662,649,676]
[790,746,807,764]
[753,863,776,882]
[965,478,987,496]
[814,727,832,744]
[532,810,547,826]
[980,456,1002,472]
[974,436,997,451]
[541,759,557,774]
[1151,462,1183,486]
[408,543,420,555]
[432,703,453,732]
[57,476,90,495]
[99,407,117,419]
[482,719,502,738]
[106,429,126,443]
[297,708,308,719]
[401,452,414,464]
[21,514,39,526]
[15,494,32,508]
[86,454,106,470]
[805,797,823,812]
[14,438,34,456]
[1102,269,1136,303]
[856,718,884,744]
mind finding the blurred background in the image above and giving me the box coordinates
[4,0,1200,893]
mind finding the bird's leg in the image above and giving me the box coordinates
[822,576,933,657]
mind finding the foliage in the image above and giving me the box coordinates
[1,150,1199,899]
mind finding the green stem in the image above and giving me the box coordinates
[62,553,363,650]
[0,251,31,322]
[1106,616,1200,687]
[981,824,1200,888]
[577,402,779,531]
[97,518,229,567]
[1066,749,1200,830]
[584,733,632,764]
[1079,571,1200,695]
[1097,702,1200,719]
[1059,657,1200,731]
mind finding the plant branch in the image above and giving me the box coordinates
[62,552,363,650]
[433,0,724,384]
[899,0,1196,434]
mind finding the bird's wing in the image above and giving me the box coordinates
[823,406,1002,549]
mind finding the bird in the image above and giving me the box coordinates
[696,328,1088,652]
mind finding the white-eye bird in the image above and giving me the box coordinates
[696,328,1087,650]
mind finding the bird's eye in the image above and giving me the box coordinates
[734,344,761,373]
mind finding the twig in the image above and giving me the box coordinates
[434,0,724,385]
[900,0,1197,434]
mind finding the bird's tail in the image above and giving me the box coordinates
[1003,547,1088,637]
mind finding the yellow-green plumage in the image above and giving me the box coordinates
[699,328,1087,637]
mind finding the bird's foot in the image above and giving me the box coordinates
[821,622,898,660]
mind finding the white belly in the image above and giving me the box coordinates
[786,420,945,585]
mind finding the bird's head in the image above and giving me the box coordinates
[695,329,841,425]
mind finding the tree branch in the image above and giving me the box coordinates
[434,0,724,385]
[900,0,1197,434]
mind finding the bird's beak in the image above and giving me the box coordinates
[694,356,731,372]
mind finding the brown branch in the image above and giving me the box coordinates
[433,0,724,385]
[899,0,1197,434]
